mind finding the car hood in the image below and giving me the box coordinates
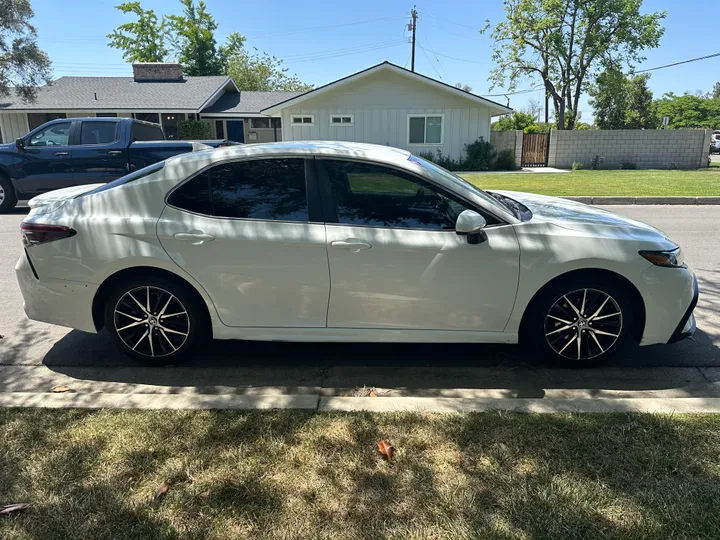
[491,190,675,244]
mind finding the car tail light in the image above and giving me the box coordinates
[21,223,76,247]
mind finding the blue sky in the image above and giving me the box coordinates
[31,0,718,120]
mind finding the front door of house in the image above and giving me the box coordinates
[226,121,245,143]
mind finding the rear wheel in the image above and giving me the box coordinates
[525,276,635,367]
[0,175,18,213]
[104,275,209,364]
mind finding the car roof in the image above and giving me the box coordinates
[166,140,413,169]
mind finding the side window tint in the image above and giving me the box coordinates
[169,158,309,221]
[325,160,471,230]
[131,123,164,141]
[28,122,71,147]
[80,121,119,145]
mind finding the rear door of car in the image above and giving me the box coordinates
[156,156,331,328]
[71,120,129,185]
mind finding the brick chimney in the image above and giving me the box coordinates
[132,63,184,82]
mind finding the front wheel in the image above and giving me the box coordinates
[104,275,209,364]
[525,277,635,367]
[0,175,18,213]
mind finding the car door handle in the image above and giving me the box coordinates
[331,239,372,252]
[107,150,123,155]
[173,232,215,244]
[55,152,69,156]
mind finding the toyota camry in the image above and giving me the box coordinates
[16,141,698,366]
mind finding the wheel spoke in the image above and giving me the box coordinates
[158,294,175,317]
[159,325,188,337]
[580,289,587,316]
[576,332,582,360]
[146,287,151,313]
[558,333,576,355]
[589,296,611,320]
[563,295,582,317]
[546,324,573,337]
[127,292,148,315]
[115,310,143,322]
[547,315,573,325]
[159,329,178,352]
[589,330,605,353]
[148,330,155,356]
[590,328,619,338]
[161,311,187,320]
[132,330,149,351]
[592,312,621,322]
[117,320,146,332]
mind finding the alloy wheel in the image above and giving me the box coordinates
[544,288,623,361]
[0,185,5,205]
[113,286,190,357]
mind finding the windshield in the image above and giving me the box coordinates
[408,155,514,216]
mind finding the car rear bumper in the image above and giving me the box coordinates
[15,251,98,333]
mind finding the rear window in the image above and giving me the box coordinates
[131,122,164,142]
[78,161,165,197]
[80,121,120,145]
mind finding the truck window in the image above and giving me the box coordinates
[27,122,71,147]
[131,122,164,142]
[80,121,120,145]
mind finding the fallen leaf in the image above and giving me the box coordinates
[1,503,30,515]
[377,440,395,462]
[369,391,378,398]
[52,385,72,393]
[152,480,171,504]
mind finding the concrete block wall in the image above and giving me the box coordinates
[490,130,523,167]
[547,129,710,170]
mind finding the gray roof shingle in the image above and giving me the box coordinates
[0,76,231,111]
[202,91,304,114]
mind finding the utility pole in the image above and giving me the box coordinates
[410,6,417,72]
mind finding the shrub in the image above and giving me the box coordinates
[590,155,604,170]
[523,124,539,134]
[179,119,212,140]
[417,151,436,162]
[572,161,584,171]
[621,162,637,170]
[494,149,517,170]
[463,138,496,171]
[416,150,462,171]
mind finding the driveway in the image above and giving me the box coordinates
[1,205,719,400]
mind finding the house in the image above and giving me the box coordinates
[0,61,512,160]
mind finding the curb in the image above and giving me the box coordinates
[4,392,720,414]
[564,196,720,205]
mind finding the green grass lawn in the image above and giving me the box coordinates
[2,409,720,540]
[459,168,720,196]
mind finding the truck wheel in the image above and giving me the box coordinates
[0,175,18,213]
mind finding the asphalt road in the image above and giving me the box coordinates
[0,205,719,397]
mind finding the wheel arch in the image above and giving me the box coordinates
[91,265,214,336]
[518,268,646,343]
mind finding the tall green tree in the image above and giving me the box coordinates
[712,82,720,100]
[653,93,720,129]
[625,73,654,129]
[491,111,536,131]
[1,0,52,103]
[226,50,313,92]
[589,68,654,129]
[167,0,221,75]
[107,2,167,62]
[484,0,666,130]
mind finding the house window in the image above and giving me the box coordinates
[96,112,118,118]
[408,115,443,145]
[271,118,282,128]
[250,118,271,129]
[330,115,354,126]
[161,113,186,140]
[215,120,225,139]
[291,115,314,126]
[133,112,160,124]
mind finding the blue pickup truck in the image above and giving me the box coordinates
[0,117,237,212]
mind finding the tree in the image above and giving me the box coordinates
[625,73,654,129]
[107,2,168,63]
[588,67,628,129]
[226,49,313,92]
[1,0,52,103]
[484,0,666,130]
[492,111,536,131]
[166,0,221,76]
[712,82,720,100]
[653,93,720,129]
[524,97,543,121]
[455,82,472,92]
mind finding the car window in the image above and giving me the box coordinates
[168,158,309,221]
[323,160,472,230]
[80,121,119,145]
[131,122,164,142]
[27,122,71,147]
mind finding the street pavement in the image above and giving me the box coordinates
[1,205,719,401]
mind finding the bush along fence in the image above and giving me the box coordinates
[490,129,712,170]
[418,138,519,172]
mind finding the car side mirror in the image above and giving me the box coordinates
[456,210,488,244]
[15,138,25,152]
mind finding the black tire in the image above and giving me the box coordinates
[524,275,635,368]
[103,274,210,365]
[0,174,18,213]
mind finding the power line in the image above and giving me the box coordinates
[482,85,544,97]
[419,45,444,81]
[633,52,720,74]
[416,46,492,65]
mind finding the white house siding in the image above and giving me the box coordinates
[0,113,30,143]
[279,70,492,161]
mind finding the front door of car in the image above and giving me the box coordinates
[15,121,74,195]
[156,157,330,327]
[317,159,520,333]
[72,120,129,185]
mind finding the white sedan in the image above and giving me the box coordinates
[16,141,697,366]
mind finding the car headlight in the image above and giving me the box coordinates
[639,248,686,268]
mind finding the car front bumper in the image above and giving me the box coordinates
[668,274,698,343]
[15,251,99,334]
